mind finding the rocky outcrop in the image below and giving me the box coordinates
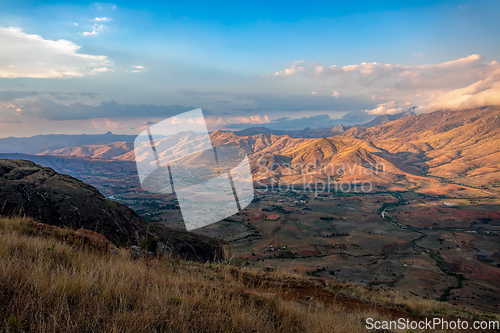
[0,159,229,262]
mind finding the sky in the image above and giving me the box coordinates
[0,0,499,137]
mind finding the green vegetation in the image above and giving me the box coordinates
[140,237,159,253]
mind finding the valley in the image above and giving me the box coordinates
[188,190,499,313]
[1,106,499,314]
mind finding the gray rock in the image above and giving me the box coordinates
[263,266,274,273]
[130,245,145,258]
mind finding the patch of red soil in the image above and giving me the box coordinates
[251,213,265,222]
[381,241,405,256]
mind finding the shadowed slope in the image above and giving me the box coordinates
[0,159,229,261]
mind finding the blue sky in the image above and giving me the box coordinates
[1,0,499,136]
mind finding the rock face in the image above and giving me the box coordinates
[0,159,229,262]
[0,159,144,245]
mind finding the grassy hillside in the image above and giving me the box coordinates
[0,216,496,332]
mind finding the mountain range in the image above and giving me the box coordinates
[0,109,415,155]
[0,131,136,154]
[233,123,347,138]
[1,106,498,199]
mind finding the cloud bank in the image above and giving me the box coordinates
[270,54,500,113]
[0,27,112,78]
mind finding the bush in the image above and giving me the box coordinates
[139,237,158,253]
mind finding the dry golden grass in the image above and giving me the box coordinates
[0,216,496,332]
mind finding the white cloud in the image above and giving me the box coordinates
[208,114,270,126]
[82,16,112,35]
[365,101,405,115]
[126,65,146,73]
[331,90,340,97]
[82,30,98,36]
[270,60,305,77]
[82,23,105,36]
[311,91,318,95]
[0,27,112,78]
[91,67,111,73]
[269,54,500,113]
[426,65,500,111]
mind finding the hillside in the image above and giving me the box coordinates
[1,215,494,333]
[40,141,134,159]
[343,106,498,142]
[0,159,229,262]
[342,106,500,193]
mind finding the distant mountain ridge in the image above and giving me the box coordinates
[359,108,418,127]
[231,108,417,136]
[0,108,416,156]
[40,141,135,159]
[233,124,347,138]
[0,131,136,154]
